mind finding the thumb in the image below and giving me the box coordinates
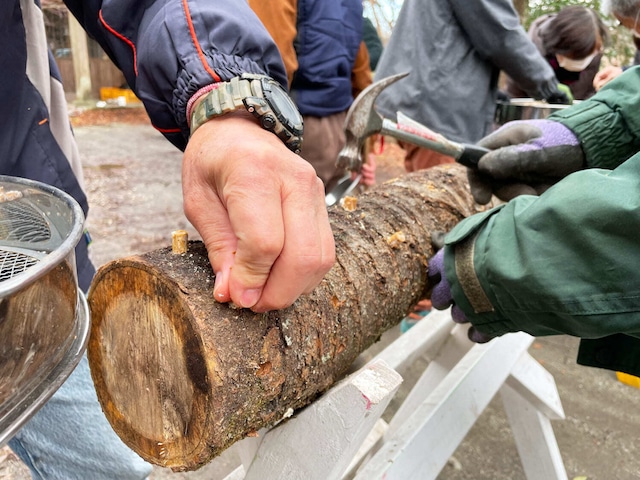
[224,191,285,309]
[467,169,494,205]
[184,191,238,305]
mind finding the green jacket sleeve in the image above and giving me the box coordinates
[444,154,640,342]
[550,66,640,169]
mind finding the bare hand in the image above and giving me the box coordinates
[182,113,335,312]
[593,65,622,91]
[351,155,377,187]
[360,155,377,186]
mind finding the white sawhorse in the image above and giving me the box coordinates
[220,309,567,480]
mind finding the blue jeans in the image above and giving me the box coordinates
[8,355,152,480]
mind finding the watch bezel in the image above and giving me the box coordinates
[258,77,304,137]
[241,74,303,153]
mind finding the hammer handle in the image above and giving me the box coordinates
[457,144,489,169]
[381,118,488,169]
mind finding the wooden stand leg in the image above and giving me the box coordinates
[353,333,534,480]
[501,384,567,480]
[385,324,471,437]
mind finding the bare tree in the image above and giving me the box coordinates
[363,0,403,42]
[513,0,528,17]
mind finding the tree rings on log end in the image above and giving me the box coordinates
[87,259,214,470]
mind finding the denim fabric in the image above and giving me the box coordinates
[8,355,152,480]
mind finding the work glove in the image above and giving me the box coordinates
[427,249,492,343]
[496,89,511,103]
[469,119,585,204]
[545,84,572,105]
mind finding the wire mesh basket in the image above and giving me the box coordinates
[0,176,90,445]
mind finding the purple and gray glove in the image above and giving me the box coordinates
[469,119,585,204]
[428,249,493,343]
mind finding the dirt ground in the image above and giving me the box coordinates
[0,106,638,479]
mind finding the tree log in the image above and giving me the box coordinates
[87,164,492,471]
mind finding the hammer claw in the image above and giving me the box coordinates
[336,72,410,171]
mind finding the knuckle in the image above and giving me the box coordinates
[292,160,323,187]
[269,298,296,311]
[254,236,284,260]
[322,250,336,272]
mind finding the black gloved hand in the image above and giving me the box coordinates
[545,84,573,105]
[496,89,511,103]
[469,119,585,204]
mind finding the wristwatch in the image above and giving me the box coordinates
[189,73,303,153]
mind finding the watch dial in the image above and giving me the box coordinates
[267,81,303,134]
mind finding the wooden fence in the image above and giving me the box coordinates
[56,57,126,100]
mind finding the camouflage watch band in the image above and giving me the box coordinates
[189,76,257,136]
[189,73,303,153]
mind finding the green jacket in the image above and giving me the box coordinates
[444,66,640,376]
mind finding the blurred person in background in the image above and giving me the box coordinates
[594,0,640,91]
[249,0,376,192]
[363,15,384,71]
[505,5,608,101]
[373,0,569,173]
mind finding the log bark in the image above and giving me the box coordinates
[87,164,492,471]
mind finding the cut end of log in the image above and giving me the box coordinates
[88,258,216,470]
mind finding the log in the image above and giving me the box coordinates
[87,164,492,471]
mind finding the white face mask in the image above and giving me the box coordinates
[557,52,597,72]
[633,9,640,37]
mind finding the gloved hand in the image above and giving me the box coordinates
[545,84,573,105]
[496,89,511,103]
[427,249,492,343]
[469,119,585,204]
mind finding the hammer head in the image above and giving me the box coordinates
[337,72,409,171]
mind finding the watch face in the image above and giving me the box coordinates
[264,80,303,135]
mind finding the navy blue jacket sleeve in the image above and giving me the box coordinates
[64,0,288,150]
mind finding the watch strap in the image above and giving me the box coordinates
[189,76,262,135]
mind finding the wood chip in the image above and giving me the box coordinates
[341,196,358,211]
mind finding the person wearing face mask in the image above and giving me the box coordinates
[373,0,570,175]
[594,0,640,91]
[506,5,608,100]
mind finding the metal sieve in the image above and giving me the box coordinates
[494,98,580,126]
[0,176,90,446]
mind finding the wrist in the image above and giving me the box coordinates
[189,110,263,135]
[186,84,220,128]
[187,74,303,153]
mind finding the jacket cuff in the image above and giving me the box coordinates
[443,205,511,338]
[550,99,640,170]
[452,232,494,314]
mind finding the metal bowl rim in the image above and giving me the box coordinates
[0,175,84,297]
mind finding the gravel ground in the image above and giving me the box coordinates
[1,107,638,479]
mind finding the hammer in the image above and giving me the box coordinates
[336,72,489,172]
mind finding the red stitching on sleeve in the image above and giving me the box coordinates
[154,126,182,134]
[182,0,221,83]
[99,10,138,76]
